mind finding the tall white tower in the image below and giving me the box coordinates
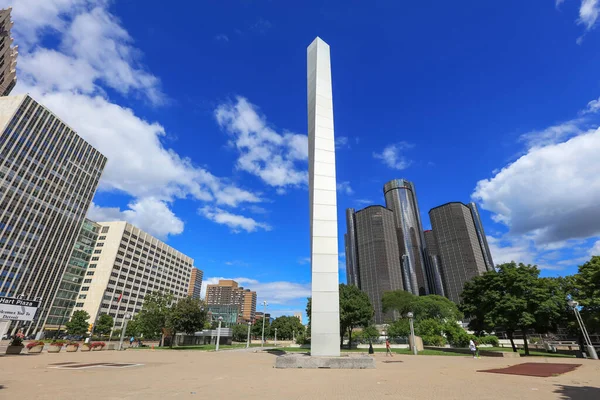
[307,37,340,357]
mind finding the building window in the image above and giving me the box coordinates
[79,294,87,299]
[94,250,102,254]
[101,226,109,233]
[81,286,89,291]
[86,271,95,276]
[84,279,92,283]
[91,257,99,261]
[99,236,106,240]
[97,243,104,247]
[89,264,97,268]
[76,302,84,307]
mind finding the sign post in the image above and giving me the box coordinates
[0,296,40,322]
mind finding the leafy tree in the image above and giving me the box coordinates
[360,325,380,342]
[572,256,600,333]
[382,290,416,318]
[252,317,271,339]
[387,318,410,338]
[271,316,305,340]
[95,314,114,337]
[125,317,141,337]
[306,284,374,348]
[66,310,90,335]
[461,262,567,355]
[382,291,462,322]
[232,324,250,342]
[136,291,175,345]
[167,297,207,346]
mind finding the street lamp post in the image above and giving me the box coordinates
[246,321,252,348]
[292,330,295,343]
[274,328,278,347]
[118,313,132,351]
[407,312,417,355]
[568,300,598,360]
[261,301,268,347]
[215,316,223,351]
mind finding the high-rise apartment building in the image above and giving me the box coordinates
[344,208,359,287]
[0,94,106,336]
[44,219,100,332]
[350,206,403,324]
[73,221,193,329]
[205,279,257,322]
[0,8,18,96]
[428,202,492,303]
[423,230,445,297]
[467,202,495,272]
[383,179,429,295]
[187,267,203,299]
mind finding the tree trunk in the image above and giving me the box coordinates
[159,333,164,347]
[340,332,344,348]
[507,331,517,352]
[521,328,530,356]
[348,327,352,349]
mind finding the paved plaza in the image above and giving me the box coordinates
[0,349,598,399]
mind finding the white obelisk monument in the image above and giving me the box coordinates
[307,37,341,357]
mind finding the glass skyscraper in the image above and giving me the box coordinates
[344,208,359,287]
[383,179,428,295]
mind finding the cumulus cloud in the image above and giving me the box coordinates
[590,240,600,256]
[88,198,184,239]
[199,206,271,233]
[7,0,264,235]
[201,276,310,305]
[579,0,600,30]
[373,142,414,170]
[337,181,354,195]
[473,130,600,246]
[519,119,583,149]
[215,97,308,188]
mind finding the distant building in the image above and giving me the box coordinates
[0,8,18,96]
[73,221,194,330]
[428,202,493,303]
[344,208,360,287]
[294,312,303,323]
[44,219,101,333]
[467,202,495,272]
[383,179,429,295]
[254,312,274,324]
[187,267,203,299]
[423,230,445,296]
[346,206,404,324]
[206,279,257,322]
[207,304,240,327]
[0,94,106,338]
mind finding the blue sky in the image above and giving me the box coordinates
[4,0,600,320]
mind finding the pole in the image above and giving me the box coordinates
[574,307,598,360]
[118,319,127,351]
[216,318,222,351]
[261,301,267,347]
[293,330,295,343]
[409,318,416,355]
[246,322,251,348]
[274,328,277,347]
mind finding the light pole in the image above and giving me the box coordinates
[215,316,223,351]
[407,312,417,355]
[568,300,598,360]
[246,321,252,348]
[261,300,268,347]
[118,313,132,351]
[274,328,278,347]
[293,330,295,343]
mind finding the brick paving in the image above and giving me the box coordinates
[0,349,598,399]
[479,362,582,377]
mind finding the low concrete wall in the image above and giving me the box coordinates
[424,347,520,358]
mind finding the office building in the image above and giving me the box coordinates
[255,312,274,324]
[383,179,429,295]
[187,267,203,299]
[44,219,101,333]
[468,202,495,271]
[344,208,359,287]
[0,94,106,337]
[0,8,18,96]
[352,206,404,324]
[72,221,194,329]
[207,304,240,327]
[428,202,491,303]
[205,279,257,322]
[423,230,445,296]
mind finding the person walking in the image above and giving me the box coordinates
[385,339,393,357]
[129,336,135,348]
[469,339,480,359]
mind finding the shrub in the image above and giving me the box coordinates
[421,335,446,347]
[295,333,310,345]
[442,322,471,347]
[67,341,80,347]
[10,332,24,346]
[26,341,45,349]
[476,335,499,347]
[91,341,106,349]
[50,341,65,347]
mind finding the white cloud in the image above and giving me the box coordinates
[298,257,311,265]
[335,136,349,148]
[556,0,566,7]
[486,235,566,271]
[590,240,600,256]
[214,34,229,42]
[8,1,264,234]
[337,181,354,195]
[373,142,414,170]
[583,96,600,114]
[88,198,184,239]
[199,206,271,233]
[201,277,310,305]
[519,119,583,149]
[355,199,375,206]
[579,0,600,30]
[215,97,308,188]
[473,129,600,245]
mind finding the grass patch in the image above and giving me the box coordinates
[131,343,264,351]
[274,347,466,356]
[486,347,575,358]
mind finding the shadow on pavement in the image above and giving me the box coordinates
[554,385,600,400]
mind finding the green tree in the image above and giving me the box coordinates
[65,310,90,335]
[136,291,175,345]
[382,291,462,322]
[252,317,271,339]
[95,314,114,338]
[271,316,306,340]
[232,324,249,342]
[360,325,380,342]
[572,256,600,333]
[461,262,567,355]
[381,290,416,318]
[167,297,207,347]
[306,284,374,348]
[387,318,410,338]
[125,317,141,337]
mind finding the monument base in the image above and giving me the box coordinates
[274,353,376,369]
